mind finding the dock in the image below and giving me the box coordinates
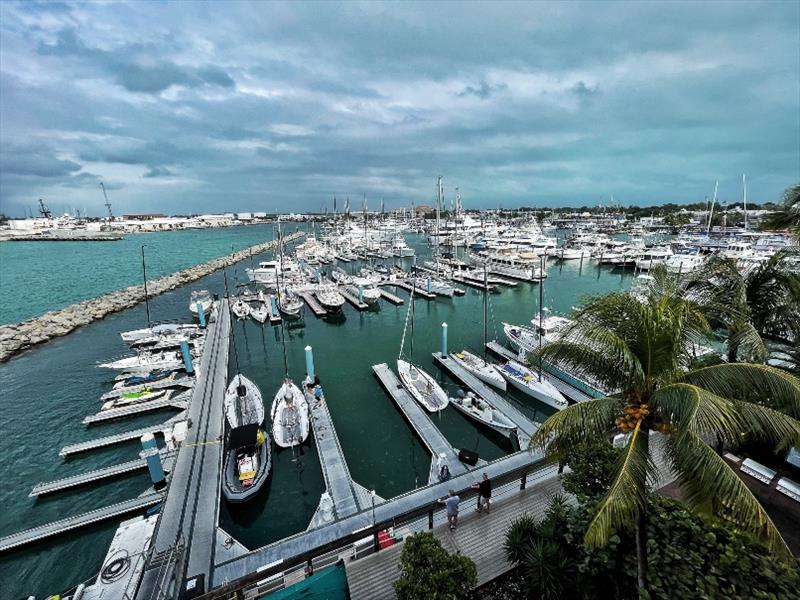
[306,390,373,527]
[137,299,232,597]
[30,451,175,497]
[431,352,538,448]
[0,492,163,553]
[299,292,327,317]
[372,363,469,483]
[266,296,282,324]
[100,376,193,401]
[391,280,436,299]
[450,274,495,292]
[60,414,185,457]
[377,288,404,305]
[485,341,600,403]
[339,287,368,310]
[82,390,190,424]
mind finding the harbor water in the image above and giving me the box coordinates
[0,230,636,598]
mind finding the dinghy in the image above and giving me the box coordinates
[498,360,568,410]
[222,423,271,503]
[449,390,516,437]
[397,359,449,412]
[224,374,265,428]
[450,350,506,390]
[271,379,310,448]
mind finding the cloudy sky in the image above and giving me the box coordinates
[0,1,797,216]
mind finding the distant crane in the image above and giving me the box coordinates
[100,182,113,220]
[38,198,52,219]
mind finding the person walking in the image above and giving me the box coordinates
[438,489,460,530]
[472,472,492,514]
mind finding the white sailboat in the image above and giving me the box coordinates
[225,374,265,428]
[498,360,568,410]
[451,350,506,390]
[271,379,310,448]
[449,390,516,437]
[397,360,449,412]
[250,303,269,323]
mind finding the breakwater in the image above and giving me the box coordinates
[0,232,303,362]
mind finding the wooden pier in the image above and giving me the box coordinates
[377,288,404,305]
[59,414,185,457]
[372,363,469,484]
[431,352,539,448]
[299,292,327,317]
[339,287,368,310]
[485,341,600,403]
[82,390,190,424]
[0,492,164,553]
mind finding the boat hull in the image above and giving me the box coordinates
[397,360,449,412]
[449,395,515,437]
[222,434,271,503]
[271,381,310,448]
[499,362,567,410]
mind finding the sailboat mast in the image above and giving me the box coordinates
[706,180,718,236]
[140,245,151,326]
[742,174,748,232]
[483,264,488,362]
[538,255,544,382]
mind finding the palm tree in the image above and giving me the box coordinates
[529,286,800,597]
[762,184,800,241]
[684,251,800,362]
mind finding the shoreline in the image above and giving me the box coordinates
[0,232,303,362]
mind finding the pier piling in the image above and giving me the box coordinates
[441,322,448,357]
[197,303,207,328]
[140,433,166,490]
[305,345,315,381]
[180,339,194,374]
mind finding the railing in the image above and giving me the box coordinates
[200,455,554,599]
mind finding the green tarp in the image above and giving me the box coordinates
[261,563,349,600]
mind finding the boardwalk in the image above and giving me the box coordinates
[372,363,469,483]
[346,465,563,600]
[59,413,186,456]
[432,352,538,448]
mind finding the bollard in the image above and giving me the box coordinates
[140,433,166,490]
[180,339,194,375]
[305,345,315,381]
[196,303,206,328]
[441,322,448,357]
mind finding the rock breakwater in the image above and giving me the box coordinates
[0,232,303,362]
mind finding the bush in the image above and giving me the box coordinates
[394,532,477,600]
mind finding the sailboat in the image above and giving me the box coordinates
[275,225,304,318]
[250,302,269,324]
[448,390,516,437]
[396,278,448,412]
[231,296,251,320]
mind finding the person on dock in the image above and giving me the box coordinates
[439,489,460,530]
[472,472,492,514]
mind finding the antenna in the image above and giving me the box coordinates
[100,182,113,220]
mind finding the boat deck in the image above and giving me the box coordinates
[100,376,193,400]
[59,414,185,456]
[299,292,327,317]
[82,390,190,424]
[0,492,164,553]
[372,363,468,484]
[432,352,539,448]
[485,341,598,403]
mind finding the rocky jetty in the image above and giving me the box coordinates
[0,232,303,362]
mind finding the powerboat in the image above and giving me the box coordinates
[120,323,199,343]
[413,276,454,297]
[450,350,506,390]
[498,360,568,410]
[271,379,310,448]
[397,360,449,412]
[278,291,304,317]
[449,390,516,438]
[231,297,251,320]
[351,278,381,304]
[113,369,177,389]
[315,286,345,313]
[189,289,213,318]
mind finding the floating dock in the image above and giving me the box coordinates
[391,281,436,300]
[372,363,469,483]
[299,292,327,317]
[378,288,404,305]
[339,287,368,310]
[0,492,163,553]
[266,296,282,323]
[60,414,185,457]
[100,376,193,400]
[449,274,495,292]
[30,451,175,497]
[82,390,190,424]
[432,352,539,448]
[485,341,600,403]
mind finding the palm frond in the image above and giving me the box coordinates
[529,397,622,459]
[682,363,800,418]
[537,339,634,393]
[728,322,768,364]
[734,401,800,451]
[665,430,794,562]
[650,383,742,445]
[584,421,652,548]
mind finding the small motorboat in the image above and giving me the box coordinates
[250,303,269,324]
[315,286,345,313]
[222,424,271,503]
[331,267,353,285]
[278,291,304,317]
[231,297,251,320]
[449,390,516,437]
[499,360,568,410]
[450,350,506,390]
[397,360,449,412]
[351,278,381,304]
[101,388,171,411]
[271,379,310,448]
[502,322,538,355]
[189,289,213,318]
[225,374,265,428]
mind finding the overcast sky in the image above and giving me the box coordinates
[0,1,798,216]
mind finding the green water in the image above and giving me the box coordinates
[0,232,635,598]
[0,223,285,325]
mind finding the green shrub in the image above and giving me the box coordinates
[394,532,477,600]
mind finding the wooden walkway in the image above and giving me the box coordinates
[59,413,186,456]
[345,465,564,600]
[432,352,539,448]
[300,292,327,317]
[82,390,189,424]
[372,363,469,484]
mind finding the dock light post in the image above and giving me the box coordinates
[180,339,194,375]
[140,433,166,490]
[305,345,315,381]
[441,322,448,357]
[196,303,206,328]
